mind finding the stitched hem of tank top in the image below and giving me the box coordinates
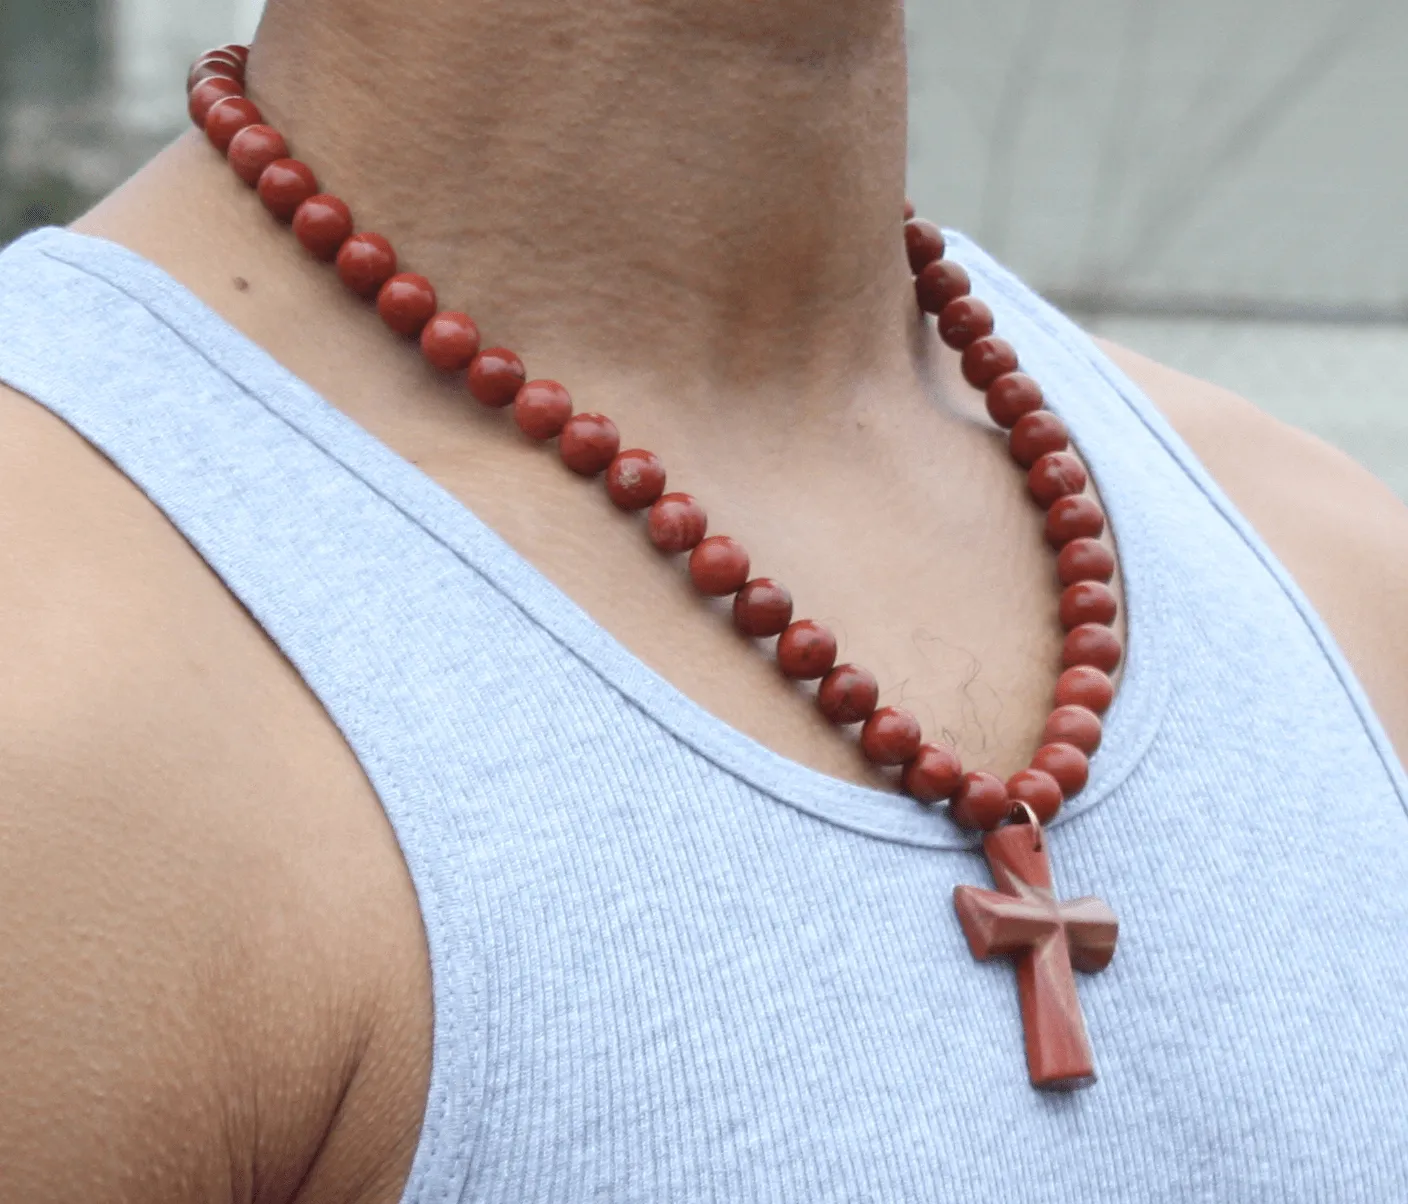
[349,741,483,1204]
[942,231,1408,821]
[12,228,1172,851]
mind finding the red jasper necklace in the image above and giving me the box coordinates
[188,45,1122,1091]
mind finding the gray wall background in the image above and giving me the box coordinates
[3,1,1405,497]
[907,1,1407,498]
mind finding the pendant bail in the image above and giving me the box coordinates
[1008,799,1044,852]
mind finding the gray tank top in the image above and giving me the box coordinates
[1,226,1404,1202]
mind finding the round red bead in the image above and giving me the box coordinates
[512,379,573,441]
[1007,768,1063,824]
[904,219,946,274]
[188,56,243,91]
[1063,623,1123,673]
[961,336,1019,390]
[336,231,398,298]
[950,772,1010,831]
[816,663,879,724]
[902,743,964,803]
[258,159,319,223]
[376,273,438,338]
[1011,768,1067,824]
[689,536,750,597]
[1043,705,1103,754]
[1060,581,1117,629]
[226,124,287,187]
[986,373,1045,429]
[733,578,794,638]
[188,76,242,127]
[1046,494,1106,548]
[938,296,994,349]
[198,45,244,66]
[861,707,922,767]
[648,494,707,554]
[915,260,971,315]
[1028,452,1088,509]
[467,348,526,408]
[292,194,353,260]
[1057,537,1115,586]
[558,413,620,475]
[1009,410,1070,469]
[420,311,481,373]
[776,620,838,680]
[203,96,261,153]
[1055,665,1115,715]
[1030,742,1090,799]
[605,449,666,510]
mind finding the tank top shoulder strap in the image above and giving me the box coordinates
[943,229,1408,806]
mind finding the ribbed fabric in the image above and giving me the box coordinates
[1,227,1404,1203]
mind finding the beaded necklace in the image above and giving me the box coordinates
[187,45,1122,1090]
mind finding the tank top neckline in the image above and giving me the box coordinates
[14,225,1173,851]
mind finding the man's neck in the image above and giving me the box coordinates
[246,0,914,406]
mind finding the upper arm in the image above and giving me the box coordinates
[1097,338,1408,770]
[0,679,242,1200]
[0,382,392,1204]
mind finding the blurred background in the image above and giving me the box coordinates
[2,0,1404,497]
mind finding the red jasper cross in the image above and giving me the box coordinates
[953,822,1118,1090]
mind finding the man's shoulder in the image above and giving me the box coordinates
[0,380,428,1203]
[1098,339,1408,768]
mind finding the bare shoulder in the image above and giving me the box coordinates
[1097,339,1408,769]
[0,381,430,1203]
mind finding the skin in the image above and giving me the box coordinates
[1,1,1405,1199]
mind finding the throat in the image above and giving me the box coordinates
[244,0,915,397]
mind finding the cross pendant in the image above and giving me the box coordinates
[953,820,1118,1090]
